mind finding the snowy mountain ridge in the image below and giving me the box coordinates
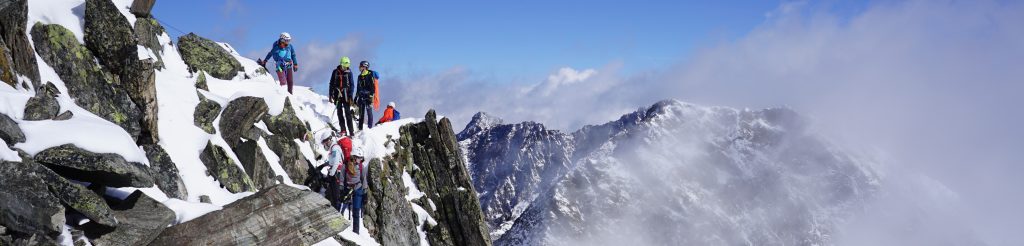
[460,99,884,245]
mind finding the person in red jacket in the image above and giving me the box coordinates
[377,102,401,125]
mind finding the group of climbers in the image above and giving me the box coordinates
[263,32,404,235]
[317,130,369,234]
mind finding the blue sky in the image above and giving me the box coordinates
[153,1,791,86]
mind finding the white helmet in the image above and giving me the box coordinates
[317,130,335,144]
[388,101,396,108]
[279,32,292,41]
[351,146,365,159]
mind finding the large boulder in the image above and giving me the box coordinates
[176,33,242,80]
[0,0,40,86]
[31,23,142,140]
[129,0,156,18]
[22,82,59,121]
[33,144,154,188]
[218,96,268,149]
[14,158,119,228]
[0,113,25,145]
[403,110,492,246]
[199,141,254,193]
[0,161,64,237]
[266,134,310,185]
[263,98,307,140]
[86,190,175,246]
[193,92,220,134]
[234,140,276,189]
[363,158,421,245]
[133,17,164,67]
[150,185,348,245]
[142,144,188,200]
[83,0,138,77]
[0,36,15,87]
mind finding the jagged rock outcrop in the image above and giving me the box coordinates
[264,98,307,140]
[84,0,137,77]
[85,190,175,246]
[129,0,156,18]
[265,134,310,185]
[142,144,188,200]
[150,185,349,245]
[194,70,208,90]
[363,158,421,246]
[18,159,118,228]
[22,82,59,121]
[193,92,219,134]
[33,144,154,188]
[134,17,164,68]
[402,110,492,246]
[199,141,254,193]
[0,113,25,145]
[234,140,276,189]
[176,33,242,80]
[0,37,15,87]
[31,23,143,139]
[123,58,160,144]
[218,96,267,149]
[0,161,65,237]
[0,0,40,86]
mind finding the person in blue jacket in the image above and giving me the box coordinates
[258,32,298,94]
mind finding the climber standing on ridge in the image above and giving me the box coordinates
[345,147,369,234]
[355,60,379,130]
[319,130,351,211]
[258,32,298,94]
[377,101,400,125]
[330,57,356,136]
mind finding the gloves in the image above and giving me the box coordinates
[257,59,266,66]
[293,64,299,72]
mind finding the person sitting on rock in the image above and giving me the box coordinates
[345,147,369,234]
[376,101,401,125]
[258,32,298,94]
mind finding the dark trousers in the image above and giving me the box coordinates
[336,100,354,136]
[327,174,342,211]
[358,103,374,130]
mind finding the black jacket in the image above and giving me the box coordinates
[329,66,354,102]
[356,69,378,105]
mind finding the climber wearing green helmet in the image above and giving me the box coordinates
[329,56,355,136]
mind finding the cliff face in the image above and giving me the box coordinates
[362,110,493,246]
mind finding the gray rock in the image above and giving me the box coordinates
[402,110,492,246]
[133,18,164,67]
[129,0,155,18]
[53,111,73,121]
[14,159,119,228]
[194,70,208,90]
[33,144,155,188]
[193,92,220,134]
[23,82,60,121]
[266,134,310,185]
[0,112,24,145]
[84,0,137,77]
[0,161,64,237]
[0,35,15,87]
[218,96,267,149]
[198,141,254,193]
[0,0,40,86]
[199,195,211,204]
[234,140,276,189]
[142,144,188,200]
[31,23,142,140]
[364,158,421,246]
[263,97,307,140]
[150,185,348,246]
[175,33,242,80]
[87,190,174,246]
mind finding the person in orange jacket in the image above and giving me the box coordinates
[377,102,401,125]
